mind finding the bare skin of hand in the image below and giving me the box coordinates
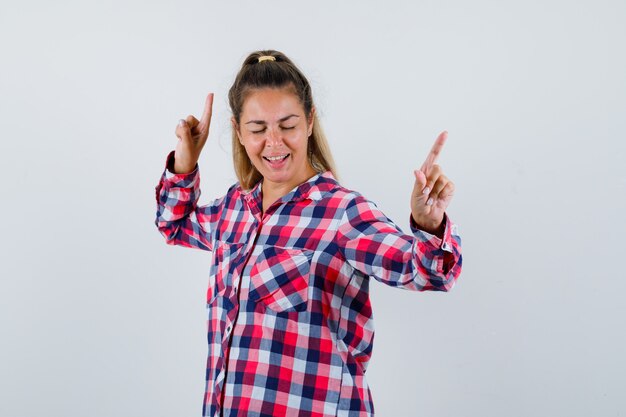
[173,93,214,174]
[410,131,455,238]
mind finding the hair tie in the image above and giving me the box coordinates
[258,55,276,63]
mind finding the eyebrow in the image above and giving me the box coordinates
[244,114,300,125]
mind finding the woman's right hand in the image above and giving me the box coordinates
[173,93,214,174]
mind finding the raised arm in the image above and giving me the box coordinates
[335,131,462,291]
[155,93,222,251]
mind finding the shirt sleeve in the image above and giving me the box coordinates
[335,195,462,291]
[154,151,224,251]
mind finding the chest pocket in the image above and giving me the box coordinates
[249,247,313,313]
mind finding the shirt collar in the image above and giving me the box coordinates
[243,171,339,211]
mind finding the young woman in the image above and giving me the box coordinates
[155,50,462,417]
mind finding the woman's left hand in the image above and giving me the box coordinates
[410,131,455,238]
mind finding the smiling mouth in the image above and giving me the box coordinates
[263,154,290,162]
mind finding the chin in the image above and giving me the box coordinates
[263,170,295,184]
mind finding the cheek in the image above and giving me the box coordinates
[242,138,263,156]
[245,147,260,161]
[287,136,309,154]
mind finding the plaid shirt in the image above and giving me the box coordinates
[155,153,462,417]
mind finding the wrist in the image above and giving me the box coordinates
[173,162,196,174]
[411,214,445,237]
[168,152,196,174]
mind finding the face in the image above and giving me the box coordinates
[234,87,316,191]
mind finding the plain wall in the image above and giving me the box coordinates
[1,0,624,416]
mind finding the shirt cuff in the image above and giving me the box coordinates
[410,213,455,253]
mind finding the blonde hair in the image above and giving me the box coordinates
[228,50,338,190]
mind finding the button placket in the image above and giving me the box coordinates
[219,219,263,411]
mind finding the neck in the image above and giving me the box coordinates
[261,166,317,212]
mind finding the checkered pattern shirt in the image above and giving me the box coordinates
[155,153,462,417]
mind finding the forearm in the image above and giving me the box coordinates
[155,151,214,251]
[336,196,462,292]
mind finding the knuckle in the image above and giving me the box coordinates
[443,183,455,195]
[427,174,439,186]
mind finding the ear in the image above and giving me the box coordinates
[231,117,244,145]
[307,107,316,136]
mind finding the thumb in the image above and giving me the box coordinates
[413,169,427,189]
[412,169,429,203]
[176,119,191,142]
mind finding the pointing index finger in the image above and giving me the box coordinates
[420,131,448,175]
[199,92,214,127]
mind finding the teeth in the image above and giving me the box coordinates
[265,155,288,161]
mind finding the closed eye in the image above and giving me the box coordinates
[251,126,295,134]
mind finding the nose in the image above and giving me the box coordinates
[265,126,283,147]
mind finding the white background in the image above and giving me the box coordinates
[1,1,625,416]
